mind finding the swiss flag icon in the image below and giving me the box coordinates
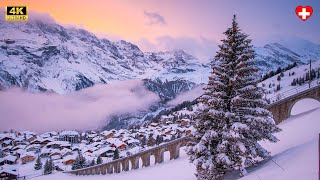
[295,6,313,21]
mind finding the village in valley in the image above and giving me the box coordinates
[0,107,195,179]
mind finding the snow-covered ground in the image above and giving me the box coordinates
[34,99,320,180]
[259,60,320,101]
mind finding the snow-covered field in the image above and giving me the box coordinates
[34,99,320,180]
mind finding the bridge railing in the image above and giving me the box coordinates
[64,135,192,174]
[268,80,320,104]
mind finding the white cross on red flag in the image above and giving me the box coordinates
[295,6,313,21]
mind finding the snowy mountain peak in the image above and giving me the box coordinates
[0,19,208,93]
[0,18,320,94]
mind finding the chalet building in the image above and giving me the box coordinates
[64,159,76,165]
[39,148,51,158]
[0,159,4,166]
[150,123,159,127]
[0,169,18,180]
[180,119,190,127]
[0,134,15,143]
[40,131,58,139]
[58,131,80,144]
[11,145,26,152]
[2,155,17,165]
[46,141,71,150]
[26,144,41,152]
[106,138,127,150]
[63,155,76,165]
[126,139,140,148]
[50,150,62,158]
[164,130,172,135]
[100,131,113,139]
[1,141,12,148]
[12,137,26,146]
[21,152,36,164]
[95,146,116,157]
[13,149,25,158]
[112,143,127,150]
[186,129,193,135]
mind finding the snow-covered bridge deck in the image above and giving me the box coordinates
[64,136,191,176]
[267,80,320,124]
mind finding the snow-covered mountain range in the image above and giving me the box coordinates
[0,20,208,94]
[1,18,320,95]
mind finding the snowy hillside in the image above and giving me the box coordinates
[259,60,320,102]
[34,99,320,180]
[108,60,320,130]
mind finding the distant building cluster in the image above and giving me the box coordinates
[0,108,195,179]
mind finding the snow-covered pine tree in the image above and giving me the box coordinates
[71,158,79,170]
[96,155,103,164]
[141,135,147,148]
[156,135,161,145]
[49,158,55,172]
[43,160,49,175]
[187,15,281,179]
[34,156,42,170]
[43,158,54,175]
[113,148,119,160]
[90,159,96,166]
[72,152,87,170]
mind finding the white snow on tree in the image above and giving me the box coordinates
[34,156,42,170]
[72,152,87,170]
[187,15,281,180]
[43,158,54,175]
[96,155,103,165]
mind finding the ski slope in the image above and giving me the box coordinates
[35,99,320,180]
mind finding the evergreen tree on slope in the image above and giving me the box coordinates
[96,155,103,164]
[187,15,281,179]
[113,148,119,160]
[72,152,87,170]
[34,156,43,170]
[43,158,54,175]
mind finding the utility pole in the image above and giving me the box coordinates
[309,60,312,88]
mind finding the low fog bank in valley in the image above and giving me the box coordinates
[166,85,205,106]
[0,80,159,133]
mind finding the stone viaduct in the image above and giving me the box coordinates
[64,82,320,176]
[267,83,320,124]
[64,136,191,176]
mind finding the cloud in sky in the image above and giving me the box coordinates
[138,36,218,61]
[144,11,167,26]
[0,80,159,133]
